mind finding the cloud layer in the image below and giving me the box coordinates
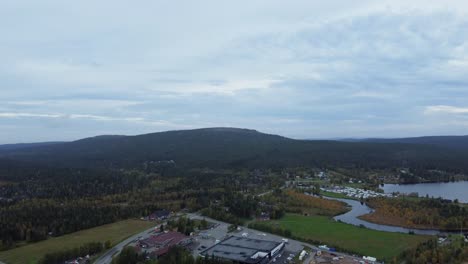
[1,1,468,143]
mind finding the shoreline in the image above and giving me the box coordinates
[357,214,468,233]
[323,196,464,235]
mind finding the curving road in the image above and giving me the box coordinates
[93,224,160,264]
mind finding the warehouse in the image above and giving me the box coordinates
[201,236,284,264]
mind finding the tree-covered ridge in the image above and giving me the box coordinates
[1,128,468,176]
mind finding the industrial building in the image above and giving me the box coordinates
[200,236,284,264]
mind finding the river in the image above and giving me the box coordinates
[382,181,468,203]
[326,197,445,235]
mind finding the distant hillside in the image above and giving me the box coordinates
[0,128,467,172]
[354,136,468,150]
[0,142,64,151]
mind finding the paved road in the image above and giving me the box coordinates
[256,186,285,197]
[93,224,160,264]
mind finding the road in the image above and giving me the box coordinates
[256,186,285,197]
[93,224,160,264]
[94,213,377,264]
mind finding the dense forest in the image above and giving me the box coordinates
[0,166,283,249]
[1,128,468,175]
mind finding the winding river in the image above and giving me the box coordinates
[326,197,446,235]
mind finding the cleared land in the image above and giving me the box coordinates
[0,219,155,264]
[262,213,430,261]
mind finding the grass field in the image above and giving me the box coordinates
[0,219,155,264]
[263,214,430,261]
[321,191,355,200]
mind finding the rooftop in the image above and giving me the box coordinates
[201,236,283,264]
[140,231,187,248]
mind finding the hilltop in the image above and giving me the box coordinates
[0,127,467,173]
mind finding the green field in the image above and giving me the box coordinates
[321,191,354,200]
[0,219,155,264]
[263,214,430,261]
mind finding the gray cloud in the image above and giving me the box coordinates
[1,1,468,143]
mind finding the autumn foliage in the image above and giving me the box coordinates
[264,189,348,216]
[361,197,468,230]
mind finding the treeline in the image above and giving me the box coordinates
[39,241,108,264]
[200,189,286,225]
[111,246,232,264]
[247,222,292,237]
[0,199,133,248]
[0,192,186,249]
[200,191,257,225]
[0,168,153,201]
[0,168,255,249]
[1,167,231,248]
[393,237,468,264]
[363,197,468,230]
[166,217,209,236]
[200,207,245,226]
[201,187,348,225]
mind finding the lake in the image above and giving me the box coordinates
[382,181,468,203]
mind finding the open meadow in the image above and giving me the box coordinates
[0,219,155,264]
[262,213,430,261]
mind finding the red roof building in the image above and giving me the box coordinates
[138,231,191,258]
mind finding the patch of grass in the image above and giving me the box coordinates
[320,191,356,200]
[263,214,430,261]
[0,219,155,264]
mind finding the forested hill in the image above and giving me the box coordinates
[0,128,467,172]
[347,135,468,150]
[0,142,63,151]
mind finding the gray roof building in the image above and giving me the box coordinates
[201,236,284,264]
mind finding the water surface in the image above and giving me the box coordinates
[382,181,468,203]
[327,197,442,235]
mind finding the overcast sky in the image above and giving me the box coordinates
[2,1,468,143]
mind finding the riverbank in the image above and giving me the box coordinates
[358,197,468,232]
[323,196,456,235]
[359,213,468,233]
